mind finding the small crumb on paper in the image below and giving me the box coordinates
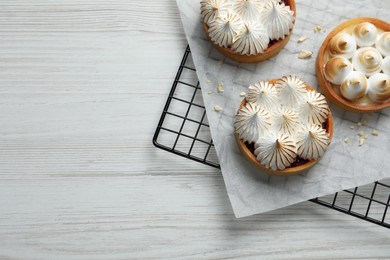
[361,119,368,125]
[357,131,365,137]
[349,125,355,129]
[208,91,212,94]
[205,79,211,84]
[371,129,379,136]
[214,105,223,112]
[298,35,307,43]
[217,83,224,93]
[240,92,246,97]
[298,50,313,59]
[344,137,349,144]
[357,122,362,127]
[358,137,365,147]
[313,25,322,33]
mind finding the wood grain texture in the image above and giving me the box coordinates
[0,0,389,259]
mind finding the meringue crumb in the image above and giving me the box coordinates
[361,119,368,125]
[298,35,308,43]
[357,131,365,137]
[217,83,224,93]
[371,129,379,136]
[298,50,313,59]
[359,137,365,146]
[344,137,350,144]
[357,122,362,127]
[240,92,246,97]
[205,80,211,84]
[214,105,223,112]
[208,91,212,94]
[349,125,355,129]
[313,25,322,33]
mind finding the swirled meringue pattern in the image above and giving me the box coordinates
[367,73,390,103]
[352,47,383,76]
[232,22,270,55]
[235,76,332,172]
[234,102,271,143]
[259,1,294,40]
[272,108,300,135]
[275,75,307,108]
[296,125,330,160]
[208,12,243,48]
[327,32,357,59]
[246,81,278,110]
[233,0,262,22]
[201,0,295,56]
[299,90,330,125]
[200,0,231,26]
[375,32,390,57]
[254,133,298,170]
[324,56,353,85]
[340,71,368,101]
[353,22,378,47]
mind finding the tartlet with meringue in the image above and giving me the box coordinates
[200,0,296,63]
[317,17,390,112]
[234,76,333,176]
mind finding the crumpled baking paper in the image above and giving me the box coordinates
[176,0,390,217]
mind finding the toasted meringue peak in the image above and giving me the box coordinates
[259,1,294,40]
[246,81,278,110]
[234,102,272,143]
[382,56,390,75]
[232,0,263,22]
[296,124,330,160]
[340,71,368,101]
[232,22,270,55]
[375,32,390,57]
[353,22,378,47]
[272,108,301,135]
[352,47,383,76]
[328,32,357,59]
[254,132,298,170]
[367,73,390,103]
[299,90,330,125]
[324,56,353,85]
[275,75,307,108]
[208,12,244,48]
[201,0,231,26]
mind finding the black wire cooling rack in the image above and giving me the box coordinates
[153,46,390,229]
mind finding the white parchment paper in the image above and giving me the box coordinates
[176,0,390,218]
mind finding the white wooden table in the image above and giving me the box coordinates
[0,1,389,259]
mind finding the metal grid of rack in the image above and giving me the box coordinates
[153,46,390,229]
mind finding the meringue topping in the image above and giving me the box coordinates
[254,132,298,170]
[208,12,244,48]
[340,71,368,101]
[353,22,378,47]
[259,1,295,40]
[327,32,357,59]
[352,47,383,76]
[232,0,263,22]
[382,56,390,76]
[246,80,278,110]
[234,102,272,143]
[299,90,330,125]
[324,56,353,85]
[272,108,301,135]
[367,73,390,103]
[275,75,307,108]
[375,32,390,57]
[200,0,231,26]
[232,22,270,55]
[296,124,330,160]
